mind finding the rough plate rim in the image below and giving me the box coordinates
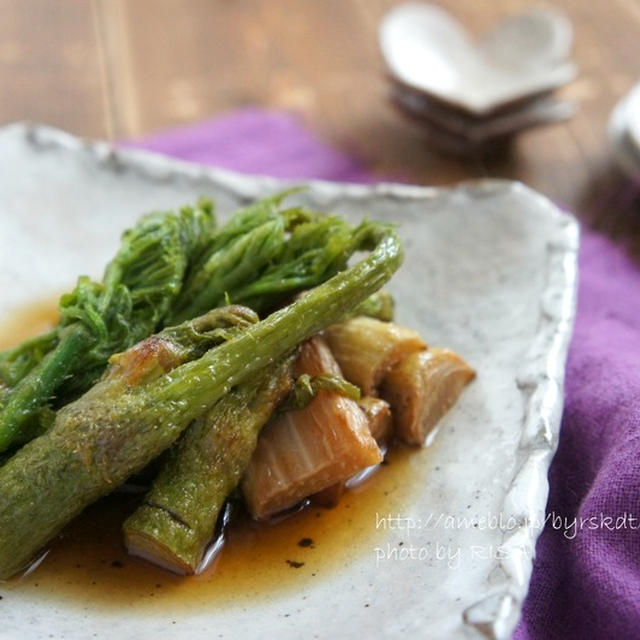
[1,122,580,639]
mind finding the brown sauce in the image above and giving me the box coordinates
[1,300,425,612]
[0,297,60,349]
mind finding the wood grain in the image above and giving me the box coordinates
[1,0,639,230]
[0,0,109,137]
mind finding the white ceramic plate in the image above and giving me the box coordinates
[0,124,578,640]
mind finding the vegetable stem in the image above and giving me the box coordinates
[123,357,294,574]
[0,202,215,452]
[0,226,402,579]
[0,326,93,451]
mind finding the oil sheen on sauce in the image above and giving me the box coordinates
[0,300,423,612]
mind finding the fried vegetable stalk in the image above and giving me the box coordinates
[126,345,360,571]
[381,348,475,445]
[169,192,383,322]
[242,337,382,519]
[123,358,294,574]
[358,396,393,443]
[0,192,385,453]
[229,217,382,315]
[310,396,393,509]
[353,290,395,322]
[106,306,259,386]
[324,317,426,395]
[0,202,215,452]
[168,193,296,323]
[276,371,360,413]
[0,227,402,579]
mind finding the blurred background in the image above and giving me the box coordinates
[1,0,639,224]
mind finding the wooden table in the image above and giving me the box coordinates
[2,0,640,242]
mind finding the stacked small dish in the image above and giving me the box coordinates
[379,3,577,155]
[608,82,640,180]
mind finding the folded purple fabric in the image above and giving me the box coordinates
[124,108,376,184]
[516,231,640,639]
[129,108,640,639]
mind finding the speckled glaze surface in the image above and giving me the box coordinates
[0,124,579,640]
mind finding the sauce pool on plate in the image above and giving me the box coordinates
[0,297,60,349]
[0,299,422,611]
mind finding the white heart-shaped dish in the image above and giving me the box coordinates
[608,88,640,180]
[379,3,576,115]
[623,82,640,154]
[391,83,574,143]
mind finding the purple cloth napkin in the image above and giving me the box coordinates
[125,108,376,184]
[516,231,640,639]
[129,108,640,639]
